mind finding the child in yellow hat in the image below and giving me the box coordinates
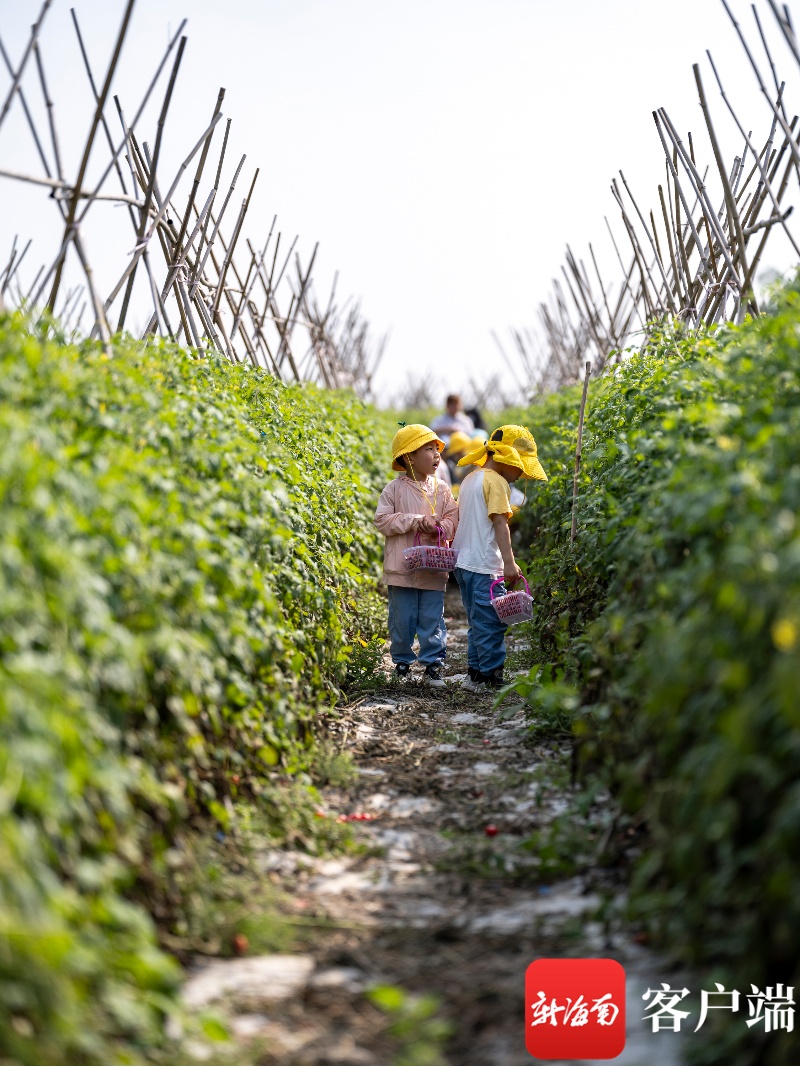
[374,424,459,686]
[443,430,472,498]
[451,425,547,691]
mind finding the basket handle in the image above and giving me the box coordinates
[415,525,444,547]
[490,574,530,600]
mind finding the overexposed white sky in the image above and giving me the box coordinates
[1,0,799,404]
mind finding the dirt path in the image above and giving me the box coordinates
[181,587,684,1066]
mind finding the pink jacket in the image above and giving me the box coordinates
[374,474,459,590]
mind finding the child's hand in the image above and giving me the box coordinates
[420,515,439,535]
[504,563,523,585]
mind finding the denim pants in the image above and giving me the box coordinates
[387,586,447,666]
[454,567,508,674]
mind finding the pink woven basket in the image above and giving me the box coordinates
[403,527,459,572]
[490,575,533,625]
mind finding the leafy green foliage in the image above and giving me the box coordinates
[512,285,800,1061]
[0,315,391,1063]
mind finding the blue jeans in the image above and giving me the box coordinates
[387,586,447,666]
[454,567,508,674]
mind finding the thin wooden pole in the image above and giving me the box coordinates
[75,19,187,226]
[47,0,136,312]
[0,0,54,132]
[705,49,800,258]
[117,34,186,331]
[570,361,592,546]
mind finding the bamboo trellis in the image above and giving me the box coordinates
[495,0,800,399]
[0,1,386,399]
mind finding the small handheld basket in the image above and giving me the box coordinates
[403,526,459,572]
[490,575,533,625]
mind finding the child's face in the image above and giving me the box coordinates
[496,461,521,483]
[406,442,441,478]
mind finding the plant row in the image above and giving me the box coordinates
[0,315,391,1064]
[512,282,800,1064]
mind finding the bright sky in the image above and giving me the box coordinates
[2,0,799,405]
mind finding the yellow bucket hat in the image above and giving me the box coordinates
[391,423,445,472]
[457,424,547,481]
[445,430,472,456]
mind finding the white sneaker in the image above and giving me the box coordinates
[422,664,446,688]
[461,674,486,692]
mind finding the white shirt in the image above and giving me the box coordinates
[430,411,475,437]
[451,468,512,575]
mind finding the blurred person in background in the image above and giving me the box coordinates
[444,430,473,496]
[431,394,475,437]
[464,406,486,432]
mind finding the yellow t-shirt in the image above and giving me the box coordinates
[482,468,512,519]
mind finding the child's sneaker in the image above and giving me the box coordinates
[394,663,411,682]
[461,666,486,692]
[423,663,446,688]
[483,667,505,690]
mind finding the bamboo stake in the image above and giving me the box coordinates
[231,221,275,340]
[653,111,710,285]
[705,49,800,257]
[142,187,215,336]
[658,183,685,307]
[605,216,645,329]
[766,0,800,67]
[173,87,225,257]
[186,196,264,364]
[612,183,660,316]
[125,126,194,344]
[619,170,678,313]
[72,8,173,341]
[32,39,63,181]
[117,34,186,331]
[693,63,753,314]
[70,10,140,237]
[118,112,185,340]
[192,118,230,289]
[190,148,244,294]
[72,226,111,345]
[570,361,592,546]
[1,238,31,297]
[740,124,799,295]
[211,167,259,317]
[103,110,223,311]
[47,0,136,312]
[0,238,17,294]
[741,119,790,229]
[564,246,607,353]
[0,0,53,132]
[753,3,788,120]
[74,18,187,228]
[0,35,52,177]
[263,234,297,317]
[275,245,317,376]
[0,168,143,205]
[658,108,741,285]
[588,241,616,343]
[578,251,614,352]
[720,0,800,172]
[22,264,44,308]
[701,118,795,328]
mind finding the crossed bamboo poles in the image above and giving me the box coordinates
[0,0,385,399]
[495,0,800,399]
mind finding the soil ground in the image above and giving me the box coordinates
[180,586,684,1066]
